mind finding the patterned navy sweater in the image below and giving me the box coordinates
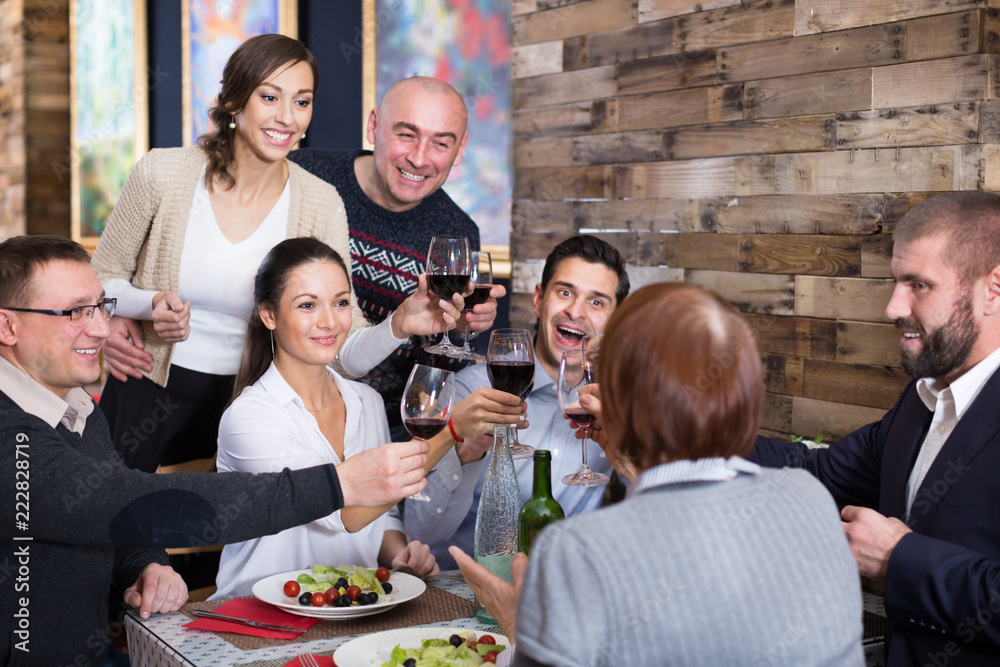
[289,149,480,429]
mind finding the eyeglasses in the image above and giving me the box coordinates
[2,297,116,323]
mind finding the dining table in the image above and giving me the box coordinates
[124,571,501,667]
[125,571,889,666]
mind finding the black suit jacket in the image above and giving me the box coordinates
[753,365,1000,666]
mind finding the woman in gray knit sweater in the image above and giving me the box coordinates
[454,283,864,667]
[90,35,463,473]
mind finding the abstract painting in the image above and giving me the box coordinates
[182,0,297,146]
[70,0,147,246]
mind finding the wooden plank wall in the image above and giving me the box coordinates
[510,0,1000,439]
[0,0,26,239]
[0,0,70,242]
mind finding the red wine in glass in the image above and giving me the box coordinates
[487,360,534,400]
[463,285,493,309]
[562,408,595,426]
[427,274,470,301]
[403,417,448,440]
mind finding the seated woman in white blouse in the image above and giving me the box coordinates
[213,238,522,597]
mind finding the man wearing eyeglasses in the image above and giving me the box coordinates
[0,235,432,666]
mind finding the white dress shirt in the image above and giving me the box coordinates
[905,346,1000,517]
[0,355,94,435]
[403,357,613,570]
[212,362,403,598]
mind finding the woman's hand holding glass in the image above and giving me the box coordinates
[400,364,457,501]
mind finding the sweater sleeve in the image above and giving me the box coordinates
[91,149,160,285]
[1,415,345,550]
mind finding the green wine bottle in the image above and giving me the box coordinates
[518,450,565,555]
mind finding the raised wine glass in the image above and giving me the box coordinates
[486,329,535,459]
[448,251,493,361]
[425,236,471,356]
[557,347,609,487]
[401,364,456,501]
[583,333,607,458]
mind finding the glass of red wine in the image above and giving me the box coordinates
[557,347,609,487]
[425,236,471,356]
[487,328,535,459]
[448,251,493,361]
[401,364,456,501]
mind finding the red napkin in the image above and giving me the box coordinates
[282,655,335,667]
[183,598,317,639]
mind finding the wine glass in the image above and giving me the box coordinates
[558,347,609,487]
[486,329,535,459]
[583,333,607,459]
[448,251,493,361]
[401,364,456,501]
[425,236,471,355]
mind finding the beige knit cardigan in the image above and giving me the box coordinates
[91,145,367,387]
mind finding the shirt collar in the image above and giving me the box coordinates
[0,355,94,435]
[258,361,361,419]
[916,346,1000,419]
[628,456,761,498]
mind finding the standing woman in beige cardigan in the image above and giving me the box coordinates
[91,34,466,472]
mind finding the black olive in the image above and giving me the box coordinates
[381,582,393,594]
[449,634,463,647]
[298,592,312,605]
[404,659,416,667]
[338,594,354,607]
[369,592,381,604]
[357,592,371,606]
[335,577,348,589]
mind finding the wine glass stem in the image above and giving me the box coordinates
[462,320,473,352]
[581,429,590,470]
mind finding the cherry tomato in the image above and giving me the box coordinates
[478,635,496,645]
[483,651,499,664]
[346,585,362,602]
[282,580,300,597]
[310,592,326,607]
[375,567,391,583]
[324,588,340,606]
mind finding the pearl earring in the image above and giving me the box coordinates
[301,132,306,139]
[229,117,236,130]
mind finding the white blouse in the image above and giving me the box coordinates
[211,362,403,598]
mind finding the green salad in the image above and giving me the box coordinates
[381,631,506,666]
[296,564,386,595]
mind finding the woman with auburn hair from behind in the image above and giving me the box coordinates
[452,283,864,666]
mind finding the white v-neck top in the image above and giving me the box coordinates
[212,362,403,598]
[169,168,290,374]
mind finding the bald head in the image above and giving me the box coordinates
[360,76,471,212]
[379,77,468,135]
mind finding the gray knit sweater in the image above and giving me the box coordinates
[514,468,864,667]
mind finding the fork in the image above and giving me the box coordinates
[299,654,320,667]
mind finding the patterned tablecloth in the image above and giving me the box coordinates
[126,573,888,667]
[125,574,493,667]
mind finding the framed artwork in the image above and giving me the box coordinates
[182,0,297,147]
[362,0,513,271]
[69,0,148,248]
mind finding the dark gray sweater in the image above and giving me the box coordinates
[0,389,343,667]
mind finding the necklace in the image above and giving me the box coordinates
[305,378,334,413]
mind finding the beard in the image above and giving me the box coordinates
[898,291,978,380]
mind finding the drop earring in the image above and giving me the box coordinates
[229,116,236,130]
[270,330,275,358]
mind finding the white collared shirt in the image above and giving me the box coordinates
[212,362,402,598]
[0,355,94,435]
[905,346,1000,517]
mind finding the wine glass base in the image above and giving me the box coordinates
[424,342,458,355]
[447,348,485,361]
[562,470,610,487]
[509,442,535,459]
[407,491,431,502]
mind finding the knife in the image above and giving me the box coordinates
[191,610,306,633]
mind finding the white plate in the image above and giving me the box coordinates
[251,569,426,620]
[333,627,509,667]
